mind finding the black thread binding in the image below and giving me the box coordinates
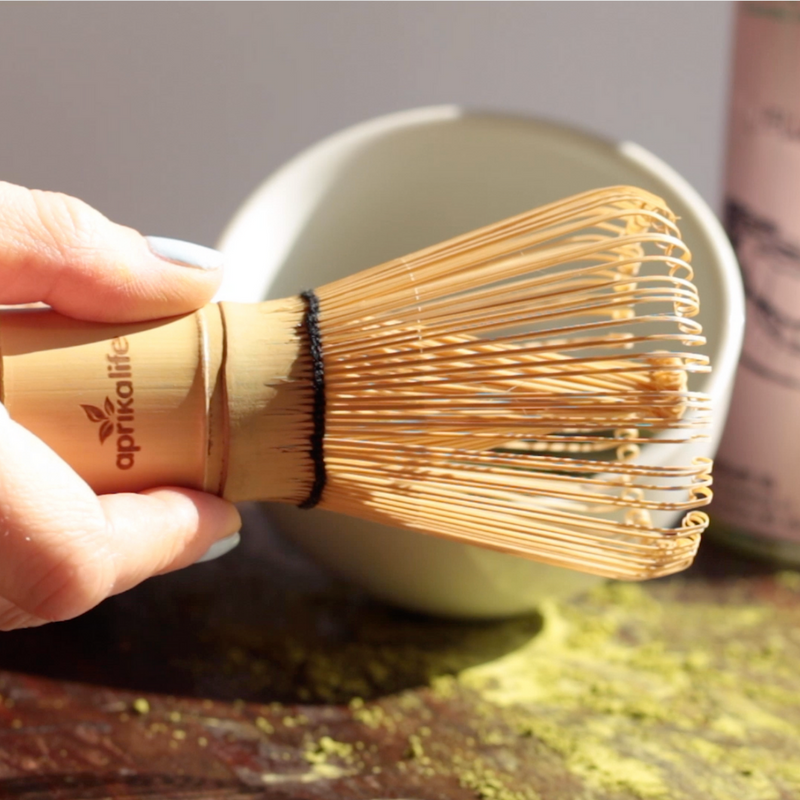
[298,290,327,509]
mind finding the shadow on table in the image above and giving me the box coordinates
[0,513,542,704]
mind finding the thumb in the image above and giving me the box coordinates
[0,181,224,322]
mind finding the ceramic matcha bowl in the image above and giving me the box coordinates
[216,107,744,619]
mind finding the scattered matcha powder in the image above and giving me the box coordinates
[303,735,355,765]
[255,716,275,735]
[131,698,150,715]
[405,734,426,760]
[186,572,800,799]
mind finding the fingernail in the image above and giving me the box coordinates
[0,401,9,422]
[146,236,225,271]
[195,532,241,564]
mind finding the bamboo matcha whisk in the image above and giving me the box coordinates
[0,186,712,580]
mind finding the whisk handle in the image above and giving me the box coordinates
[0,301,309,502]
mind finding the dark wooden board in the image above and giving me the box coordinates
[2,506,800,800]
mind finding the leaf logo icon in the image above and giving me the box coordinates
[81,404,106,423]
[99,419,114,444]
[81,398,116,445]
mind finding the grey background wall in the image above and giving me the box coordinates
[0,2,734,247]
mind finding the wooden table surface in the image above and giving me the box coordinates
[2,506,800,800]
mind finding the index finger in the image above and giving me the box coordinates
[0,182,223,322]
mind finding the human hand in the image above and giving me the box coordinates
[0,182,242,631]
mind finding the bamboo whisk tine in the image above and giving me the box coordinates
[310,186,712,580]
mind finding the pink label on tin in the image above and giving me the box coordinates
[713,4,800,542]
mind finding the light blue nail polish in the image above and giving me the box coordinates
[146,236,225,271]
[195,532,241,564]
